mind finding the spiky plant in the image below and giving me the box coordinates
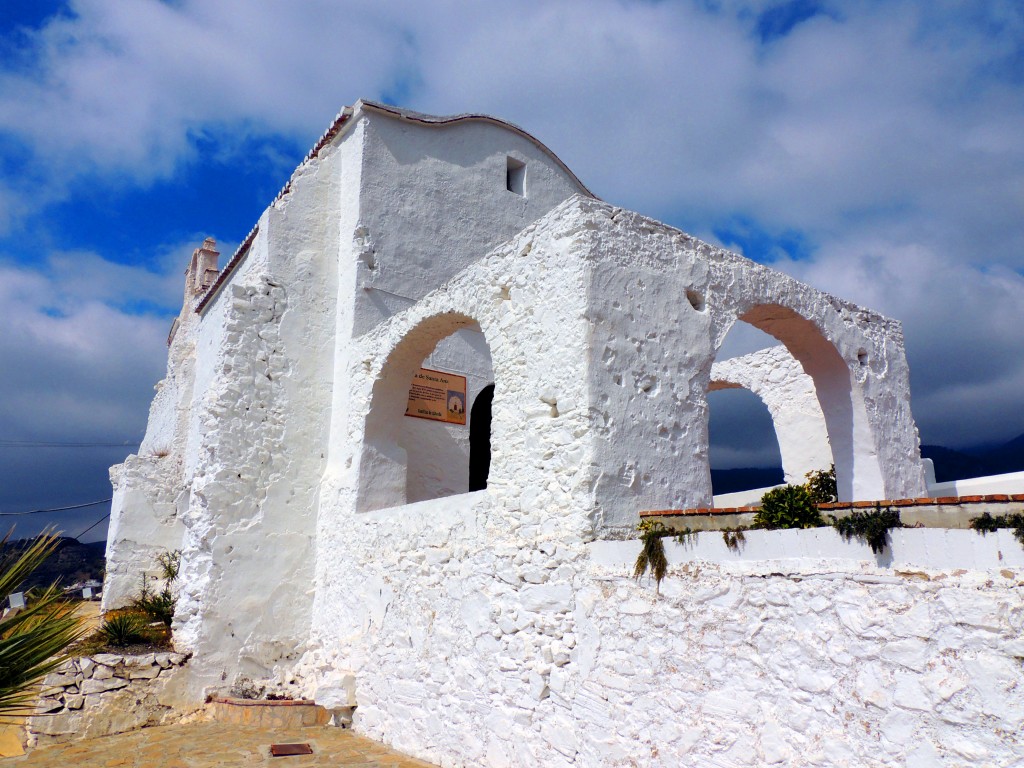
[100,612,147,647]
[0,531,87,718]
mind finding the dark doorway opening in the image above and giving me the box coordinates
[469,384,494,491]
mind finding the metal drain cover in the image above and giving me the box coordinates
[270,743,314,757]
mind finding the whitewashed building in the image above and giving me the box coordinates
[104,101,1024,767]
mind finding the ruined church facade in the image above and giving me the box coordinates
[103,102,1024,766]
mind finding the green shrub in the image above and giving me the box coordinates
[101,612,147,647]
[831,505,903,554]
[132,590,175,627]
[755,484,823,530]
[805,465,838,504]
[130,549,180,627]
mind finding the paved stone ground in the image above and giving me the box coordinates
[5,722,437,767]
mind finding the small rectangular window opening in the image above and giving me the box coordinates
[506,157,526,195]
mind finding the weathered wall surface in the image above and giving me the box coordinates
[352,110,589,336]
[103,247,204,609]
[166,103,590,698]
[574,538,1024,768]
[103,456,185,607]
[302,488,1024,768]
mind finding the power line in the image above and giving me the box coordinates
[0,440,140,449]
[0,499,112,516]
[74,512,111,541]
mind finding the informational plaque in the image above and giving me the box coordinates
[405,367,467,425]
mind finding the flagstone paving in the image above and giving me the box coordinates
[5,721,437,767]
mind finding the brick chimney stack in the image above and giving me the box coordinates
[185,237,221,301]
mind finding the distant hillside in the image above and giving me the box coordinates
[923,432,1024,483]
[710,432,1024,495]
[711,467,784,495]
[1,537,105,593]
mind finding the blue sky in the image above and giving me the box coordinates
[0,0,1022,540]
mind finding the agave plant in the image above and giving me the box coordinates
[100,612,147,647]
[0,531,87,717]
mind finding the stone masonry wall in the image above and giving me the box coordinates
[302,492,1024,767]
[29,652,190,748]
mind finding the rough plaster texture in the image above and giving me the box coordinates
[103,241,212,610]
[108,101,592,697]
[101,103,982,767]
[710,345,833,485]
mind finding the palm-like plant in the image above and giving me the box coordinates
[0,532,87,717]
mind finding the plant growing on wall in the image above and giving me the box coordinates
[830,505,904,554]
[633,520,670,588]
[754,484,823,529]
[805,465,838,504]
[970,512,1024,545]
[633,522,698,590]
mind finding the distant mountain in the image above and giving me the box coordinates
[711,467,784,495]
[1,537,105,593]
[923,432,1024,483]
[710,432,1024,494]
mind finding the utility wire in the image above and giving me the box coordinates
[0,498,112,516]
[0,440,140,448]
[73,512,111,541]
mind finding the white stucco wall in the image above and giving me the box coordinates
[302,489,1024,767]
[123,101,591,696]
[173,142,342,692]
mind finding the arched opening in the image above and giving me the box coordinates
[708,338,835,504]
[709,303,877,501]
[357,312,494,512]
[707,385,784,496]
[469,384,494,491]
[707,321,785,500]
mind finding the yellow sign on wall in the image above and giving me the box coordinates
[405,367,467,426]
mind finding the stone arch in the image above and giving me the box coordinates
[709,301,883,501]
[356,310,496,512]
[709,345,833,487]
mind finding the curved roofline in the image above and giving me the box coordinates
[356,99,596,199]
[197,99,595,315]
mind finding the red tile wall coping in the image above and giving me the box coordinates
[641,493,1024,518]
[207,696,317,707]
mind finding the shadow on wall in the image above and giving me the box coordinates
[470,384,494,491]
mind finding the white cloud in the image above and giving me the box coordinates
[0,0,1022,462]
[0,241,196,441]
